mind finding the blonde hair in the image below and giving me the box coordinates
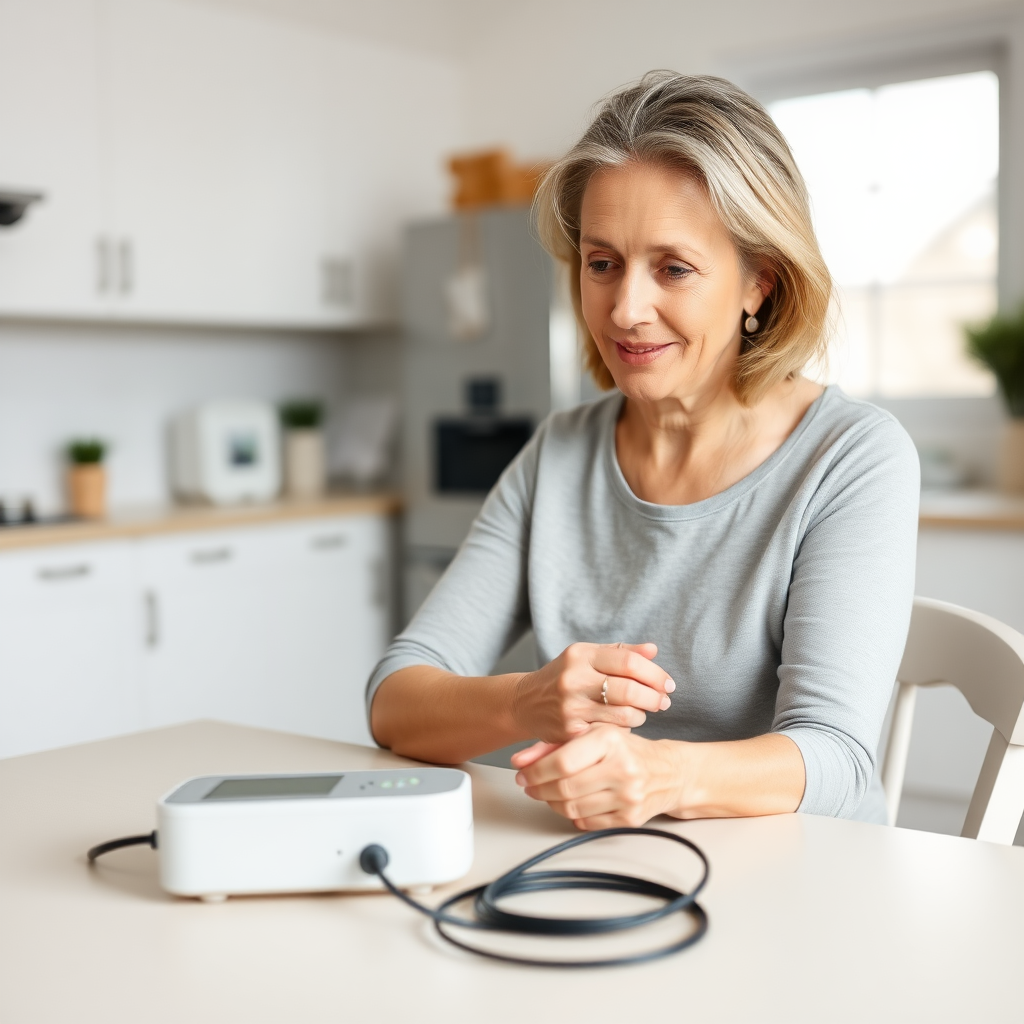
[534,71,832,402]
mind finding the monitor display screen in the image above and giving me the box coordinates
[202,775,343,800]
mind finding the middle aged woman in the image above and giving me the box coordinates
[367,72,919,830]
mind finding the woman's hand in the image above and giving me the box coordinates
[511,724,684,830]
[512,728,807,828]
[511,642,674,744]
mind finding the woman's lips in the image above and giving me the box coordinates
[614,340,672,366]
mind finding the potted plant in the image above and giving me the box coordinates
[280,400,326,498]
[967,304,1024,492]
[66,438,107,518]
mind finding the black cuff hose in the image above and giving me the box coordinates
[89,826,709,967]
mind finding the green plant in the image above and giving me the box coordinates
[66,438,106,465]
[966,304,1024,417]
[280,400,324,430]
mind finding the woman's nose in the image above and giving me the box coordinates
[610,266,657,330]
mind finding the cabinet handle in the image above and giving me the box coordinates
[190,547,233,565]
[118,238,134,295]
[38,563,92,582]
[96,237,112,294]
[144,590,160,648]
[310,534,349,551]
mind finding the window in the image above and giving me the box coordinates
[769,70,999,397]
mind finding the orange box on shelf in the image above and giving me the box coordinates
[448,149,549,211]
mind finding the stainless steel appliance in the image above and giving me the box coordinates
[400,208,588,644]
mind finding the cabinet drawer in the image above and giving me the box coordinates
[0,541,135,607]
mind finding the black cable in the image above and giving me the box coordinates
[87,831,158,863]
[360,827,709,968]
[86,825,709,967]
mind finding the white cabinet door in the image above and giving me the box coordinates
[0,0,107,318]
[266,515,390,746]
[139,527,282,729]
[140,515,390,745]
[99,0,341,327]
[0,541,141,758]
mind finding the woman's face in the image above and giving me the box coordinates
[579,161,766,405]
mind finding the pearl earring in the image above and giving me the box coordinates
[744,314,760,333]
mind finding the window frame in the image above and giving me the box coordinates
[722,10,1019,316]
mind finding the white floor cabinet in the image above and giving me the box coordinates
[0,514,391,758]
[0,541,142,758]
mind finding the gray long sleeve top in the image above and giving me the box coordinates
[368,386,920,821]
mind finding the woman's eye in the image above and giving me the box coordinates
[664,264,692,280]
[587,260,614,274]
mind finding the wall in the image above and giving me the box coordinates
[0,321,367,513]
[458,0,1019,157]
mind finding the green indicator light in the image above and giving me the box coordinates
[409,777,420,786]
[381,780,393,789]
[396,780,405,788]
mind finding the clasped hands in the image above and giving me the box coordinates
[509,642,683,831]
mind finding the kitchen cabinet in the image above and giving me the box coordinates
[0,0,107,318]
[0,541,142,758]
[0,0,456,327]
[0,512,392,759]
[100,0,341,327]
[139,514,388,746]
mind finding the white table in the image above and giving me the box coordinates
[2,721,1022,1023]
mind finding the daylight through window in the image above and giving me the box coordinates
[770,70,999,397]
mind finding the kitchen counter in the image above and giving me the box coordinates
[919,489,1024,530]
[3,487,1018,552]
[0,491,402,551]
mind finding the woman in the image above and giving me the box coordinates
[368,72,919,830]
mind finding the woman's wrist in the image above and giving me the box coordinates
[503,670,535,739]
[647,739,699,818]
[661,734,806,819]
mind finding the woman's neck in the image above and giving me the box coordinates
[615,376,824,506]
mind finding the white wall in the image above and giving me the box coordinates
[0,321,370,513]
[458,0,1018,155]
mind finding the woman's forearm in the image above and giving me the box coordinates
[371,643,675,765]
[370,667,530,763]
[665,732,806,819]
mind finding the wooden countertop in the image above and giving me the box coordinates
[919,489,1024,530]
[3,487,1021,551]
[0,491,402,551]
[2,720,1023,1023]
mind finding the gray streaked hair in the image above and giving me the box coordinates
[534,71,832,401]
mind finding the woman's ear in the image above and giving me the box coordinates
[744,269,776,317]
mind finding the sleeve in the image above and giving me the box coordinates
[773,415,920,818]
[364,423,544,719]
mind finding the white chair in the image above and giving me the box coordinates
[881,596,1024,845]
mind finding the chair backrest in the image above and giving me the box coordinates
[881,596,1024,844]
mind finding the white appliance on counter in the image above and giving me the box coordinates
[171,400,281,505]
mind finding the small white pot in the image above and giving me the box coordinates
[997,419,1024,494]
[284,429,326,498]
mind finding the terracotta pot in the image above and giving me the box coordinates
[68,464,106,518]
[998,419,1024,494]
[284,429,326,498]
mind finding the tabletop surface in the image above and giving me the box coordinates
[2,721,1022,1024]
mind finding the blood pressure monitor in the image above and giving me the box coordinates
[157,769,473,901]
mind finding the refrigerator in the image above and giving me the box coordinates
[399,207,589,672]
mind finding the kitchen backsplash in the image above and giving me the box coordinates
[0,320,400,515]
